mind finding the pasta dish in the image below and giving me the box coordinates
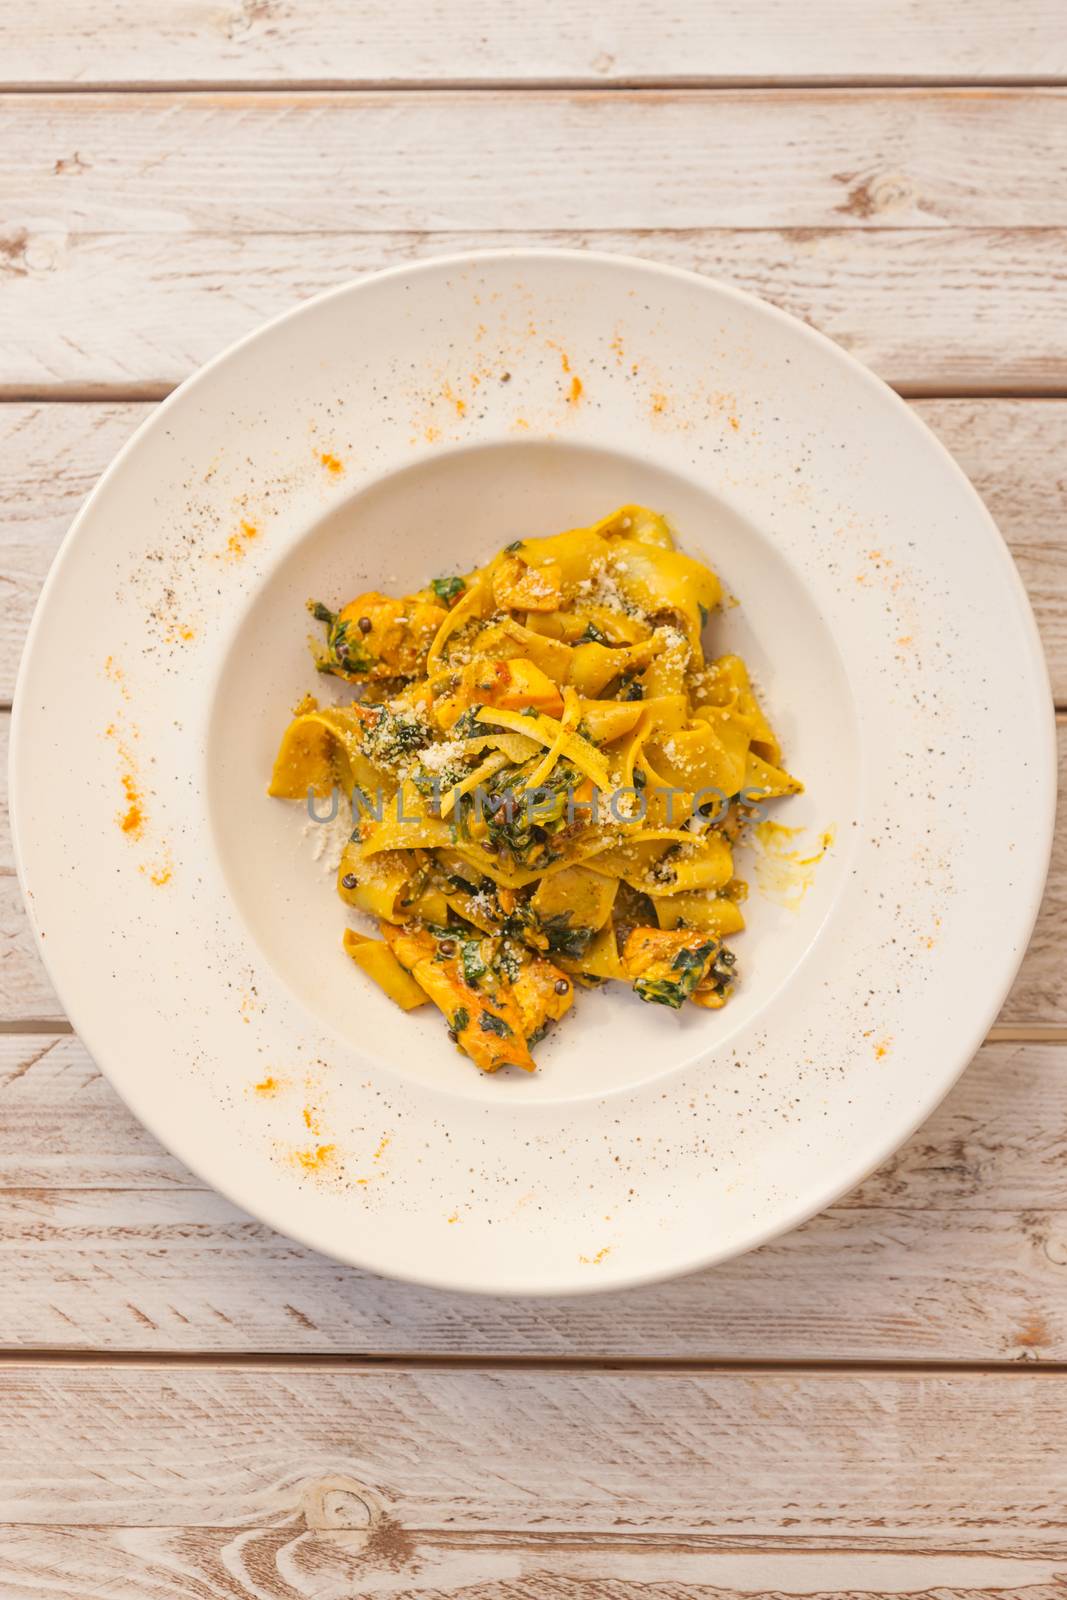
[269,506,800,1073]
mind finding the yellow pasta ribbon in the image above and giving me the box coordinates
[439,749,512,819]
[426,571,487,675]
[471,705,613,792]
[520,685,582,793]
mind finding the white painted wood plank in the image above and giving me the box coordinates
[0,403,153,701]
[3,399,1064,705]
[0,1365,1065,1552]
[0,1035,1064,1360]
[2,91,1064,391]
[0,881,59,1021]
[2,0,1066,86]
[2,713,1063,1024]
[1009,713,1067,1025]
[2,1528,1067,1600]
[6,1529,1067,1600]
[916,401,1067,701]
[1,89,1064,235]
[4,227,1065,396]
[0,702,60,1016]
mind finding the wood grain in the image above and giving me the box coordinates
[4,227,1065,397]
[1007,713,1067,1025]
[916,401,1067,702]
[2,712,1063,1025]
[1,1365,1066,1554]
[3,398,1065,705]
[0,701,59,1017]
[2,0,1066,87]
[0,34,1063,1592]
[0,403,152,701]
[0,1032,1064,1361]
[21,90,1067,233]
[2,92,1067,393]
[6,1531,1067,1600]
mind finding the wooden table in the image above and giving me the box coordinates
[1,7,1066,1594]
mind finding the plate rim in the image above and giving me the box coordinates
[10,246,1058,1297]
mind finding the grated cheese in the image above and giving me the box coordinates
[420,737,470,773]
[302,799,354,875]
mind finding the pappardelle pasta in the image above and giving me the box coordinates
[268,506,801,1074]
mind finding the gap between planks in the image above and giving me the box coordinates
[7,1018,1060,1044]
[6,384,1067,406]
[4,1350,1067,1374]
[987,1024,1067,1042]
[21,1023,1061,1044]
[3,76,1067,94]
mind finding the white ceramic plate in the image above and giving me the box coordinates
[11,251,1055,1295]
